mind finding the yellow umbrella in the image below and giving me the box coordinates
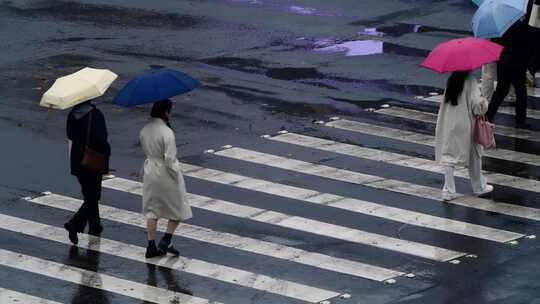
[40,67,118,110]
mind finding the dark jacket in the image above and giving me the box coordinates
[67,103,111,176]
[494,21,535,68]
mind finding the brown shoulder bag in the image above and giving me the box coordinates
[81,110,108,174]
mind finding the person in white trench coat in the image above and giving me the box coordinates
[140,99,193,258]
[435,71,494,201]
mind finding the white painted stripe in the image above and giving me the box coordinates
[0,288,62,304]
[377,106,540,142]
[325,119,540,167]
[28,194,403,282]
[423,94,540,119]
[215,147,540,222]
[101,179,463,262]
[179,162,524,243]
[0,213,337,302]
[271,132,540,195]
[0,249,215,304]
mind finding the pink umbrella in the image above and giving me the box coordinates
[420,37,503,73]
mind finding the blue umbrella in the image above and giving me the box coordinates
[113,68,201,107]
[472,0,484,6]
[472,0,528,38]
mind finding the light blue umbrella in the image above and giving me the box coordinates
[472,0,528,38]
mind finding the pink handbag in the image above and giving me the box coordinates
[474,115,496,149]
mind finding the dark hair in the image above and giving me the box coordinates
[150,99,173,128]
[444,71,470,106]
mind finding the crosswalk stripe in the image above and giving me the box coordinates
[0,288,62,304]
[0,213,338,302]
[325,119,540,167]
[28,193,404,282]
[102,178,463,262]
[0,249,216,304]
[179,162,524,243]
[270,132,540,195]
[376,106,540,142]
[215,147,540,222]
[423,94,540,119]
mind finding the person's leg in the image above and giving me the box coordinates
[158,220,180,256]
[87,174,103,235]
[468,146,488,194]
[145,218,165,258]
[69,175,91,232]
[443,166,456,193]
[147,219,158,241]
[487,64,512,122]
[511,67,528,124]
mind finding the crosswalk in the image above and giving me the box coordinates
[422,94,540,120]
[1,97,539,303]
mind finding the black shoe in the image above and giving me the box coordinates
[145,245,166,259]
[158,240,180,257]
[88,225,103,236]
[64,223,78,245]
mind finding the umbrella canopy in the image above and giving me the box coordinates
[472,0,528,38]
[421,37,503,73]
[40,68,118,110]
[113,68,200,107]
[472,0,484,6]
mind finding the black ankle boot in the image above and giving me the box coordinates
[145,244,166,259]
[158,240,180,257]
[64,222,78,245]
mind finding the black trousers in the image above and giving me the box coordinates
[487,64,528,124]
[69,174,102,232]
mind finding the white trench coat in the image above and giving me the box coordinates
[139,118,192,221]
[435,75,488,167]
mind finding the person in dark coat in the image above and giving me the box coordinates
[64,101,111,245]
[487,21,535,128]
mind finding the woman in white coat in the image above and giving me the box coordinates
[435,71,494,200]
[140,100,192,258]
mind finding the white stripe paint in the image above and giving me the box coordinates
[0,213,337,303]
[179,162,524,243]
[325,119,540,167]
[270,132,540,195]
[376,106,540,142]
[0,249,215,304]
[423,94,540,119]
[101,179,463,262]
[0,288,62,304]
[28,194,403,282]
[215,147,540,222]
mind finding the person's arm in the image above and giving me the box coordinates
[163,129,180,180]
[93,110,111,156]
[471,79,488,115]
[66,113,75,141]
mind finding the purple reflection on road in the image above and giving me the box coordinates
[289,6,317,15]
[315,40,384,56]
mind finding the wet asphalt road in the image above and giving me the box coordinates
[1,1,540,303]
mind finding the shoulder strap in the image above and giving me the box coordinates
[85,110,93,148]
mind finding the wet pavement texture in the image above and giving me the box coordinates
[1,0,540,304]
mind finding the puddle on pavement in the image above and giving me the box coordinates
[359,23,471,37]
[313,39,429,58]
[1,0,205,30]
[202,55,441,95]
[49,37,114,43]
[224,0,336,16]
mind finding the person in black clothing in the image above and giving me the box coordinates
[487,21,534,128]
[64,101,111,245]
